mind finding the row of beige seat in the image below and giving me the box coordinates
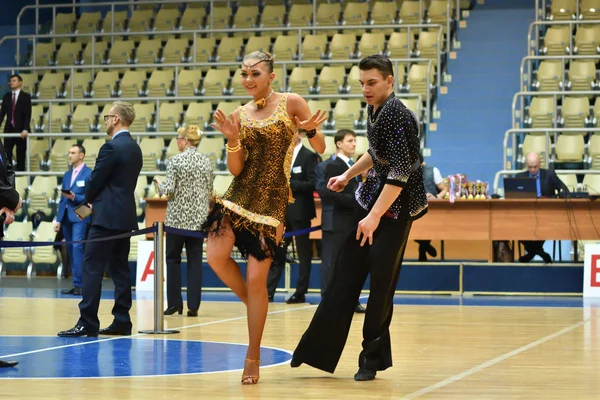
[525,95,599,129]
[539,24,600,56]
[13,94,423,135]
[520,132,600,167]
[544,0,600,21]
[532,60,598,92]
[49,0,454,44]
[20,62,435,102]
[29,30,441,68]
[1,221,60,269]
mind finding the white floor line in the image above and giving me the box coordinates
[0,296,340,358]
[402,319,591,399]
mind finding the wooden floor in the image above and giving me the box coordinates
[1,287,599,399]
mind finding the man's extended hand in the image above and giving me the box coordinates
[356,213,381,247]
[54,222,61,233]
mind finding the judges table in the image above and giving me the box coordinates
[409,198,600,262]
[144,197,600,262]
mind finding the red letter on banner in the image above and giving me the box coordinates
[591,255,600,287]
[141,251,155,282]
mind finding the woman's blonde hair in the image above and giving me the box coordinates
[177,125,202,147]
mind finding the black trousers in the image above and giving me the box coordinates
[319,230,334,298]
[267,218,313,297]
[78,225,132,332]
[165,232,203,311]
[4,137,26,171]
[292,208,413,373]
[521,240,546,256]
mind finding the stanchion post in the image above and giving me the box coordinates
[139,222,179,334]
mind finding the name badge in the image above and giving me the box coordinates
[292,166,302,174]
[76,180,85,188]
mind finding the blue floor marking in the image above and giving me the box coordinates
[0,336,291,379]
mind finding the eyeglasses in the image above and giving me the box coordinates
[103,114,116,122]
[176,137,186,141]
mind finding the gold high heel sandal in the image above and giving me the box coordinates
[241,358,260,385]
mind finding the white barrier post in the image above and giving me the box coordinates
[139,222,179,334]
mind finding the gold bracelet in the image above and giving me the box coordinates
[226,142,242,153]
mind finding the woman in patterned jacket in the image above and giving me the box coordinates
[155,125,213,317]
[202,51,326,384]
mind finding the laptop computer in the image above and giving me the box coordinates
[503,177,538,199]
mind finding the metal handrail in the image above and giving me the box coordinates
[526,20,600,58]
[502,127,600,170]
[493,168,600,194]
[520,54,600,95]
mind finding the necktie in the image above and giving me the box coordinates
[348,159,360,183]
[11,92,16,126]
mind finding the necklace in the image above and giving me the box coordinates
[254,90,274,110]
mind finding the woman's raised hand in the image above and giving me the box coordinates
[210,110,240,142]
[294,110,328,132]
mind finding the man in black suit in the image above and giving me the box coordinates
[320,130,365,313]
[0,74,32,171]
[267,135,319,304]
[58,101,143,337]
[516,152,568,263]
[314,149,337,301]
[0,143,21,367]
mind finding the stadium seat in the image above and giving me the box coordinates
[158,102,183,132]
[101,10,128,34]
[49,140,73,172]
[289,66,317,95]
[199,136,226,168]
[147,69,175,97]
[216,37,244,69]
[406,63,435,101]
[20,73,38,95]
[583,174,600,194]
[153,8,180,40]
[371,1,398,34]
[139,137,165,171]
[342,2,369,34]
[28,139,49,172]
[163,38,190,64]
[180,6,207,38]
[526,96,556,129]
[120,70,147,98]
[130,103,156,133]
[245,36,272,56]
[207,7,231,39]
[357,32,386,58]
[533,61,563,92]
[107,40,135,69]
[288,4,313,32]
[416,31,441,66]
[129,222,147,261]
[31,221,59,268]
[333,99,362,130]
[178,69,203,97]
[55,42,81,66]
[574,24,600,57]
[202,68,231,96]
[231,5,258,39]
[31,42,56,67]
[38,72,65,100]
[134,39,163,68]
[1,222,32,266]
[307,99,332,129]
[316,66,345,95]
[555,134,585,162]
[557,173,578,192]
[127,9,154,39]
[91,70,119,98]
[70,104,99,133]
[580,0,600,19]
[46,104,71,133]
[328,33,357,67]
[75,12,102,43]
[399,1,425,24]
[272,34,298,64]
[567,60,597,94]
[27,176,58,217]
[260,5,286,37]
[66,71,93,99]
[560,96,590,129]
[193,37,217,67]
[316,3,341,35]
[80,40,108,65]
[183,102,213,128]
[213,174,234,196]
[388,31,415,59]
[542,26,570,56]
[52,13,76,43]
[81,138,105,170]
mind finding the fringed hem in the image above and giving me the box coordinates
[201,203,280,261]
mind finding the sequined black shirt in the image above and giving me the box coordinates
[355,93,428,221]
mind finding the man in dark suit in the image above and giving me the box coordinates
[516,152,568,263]
[0,74,32,171]
[55,145,92,296]
[58,101,143,337]
[0,141,21,367]
[314,149,337,301]
[321,130,365,313]
[267,135,319,304]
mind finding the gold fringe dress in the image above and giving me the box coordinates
[202,93,296,260]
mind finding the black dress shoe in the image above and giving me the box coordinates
[187,309,198,317]
[61,287,81,295]
[285,294,306,304]
[519,253,534,263]
[268,295,274,302]
[541,252,552,264]
[426,244,437,258]
[58,324,98,337]
[290,357,302,368]
[355,303,366,314]
[354,367,377,381]
[0,359,18,368]
[99,325,131,336]
[164,306,183,315]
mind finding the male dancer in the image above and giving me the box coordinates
[291,55,427,381]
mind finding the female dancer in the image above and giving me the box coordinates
[203,51,326,384]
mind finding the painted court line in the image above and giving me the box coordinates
[0,299,327,359]
[402,319,591,399]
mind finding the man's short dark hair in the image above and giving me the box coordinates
[72,144,85,155]
[358,55,394,78]
[334,129,356,146]
[10,74,22,82]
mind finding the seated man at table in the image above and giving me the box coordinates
[516,152,568,263]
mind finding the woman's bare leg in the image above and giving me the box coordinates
[206,222,248,305]
[242,254,272,379]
